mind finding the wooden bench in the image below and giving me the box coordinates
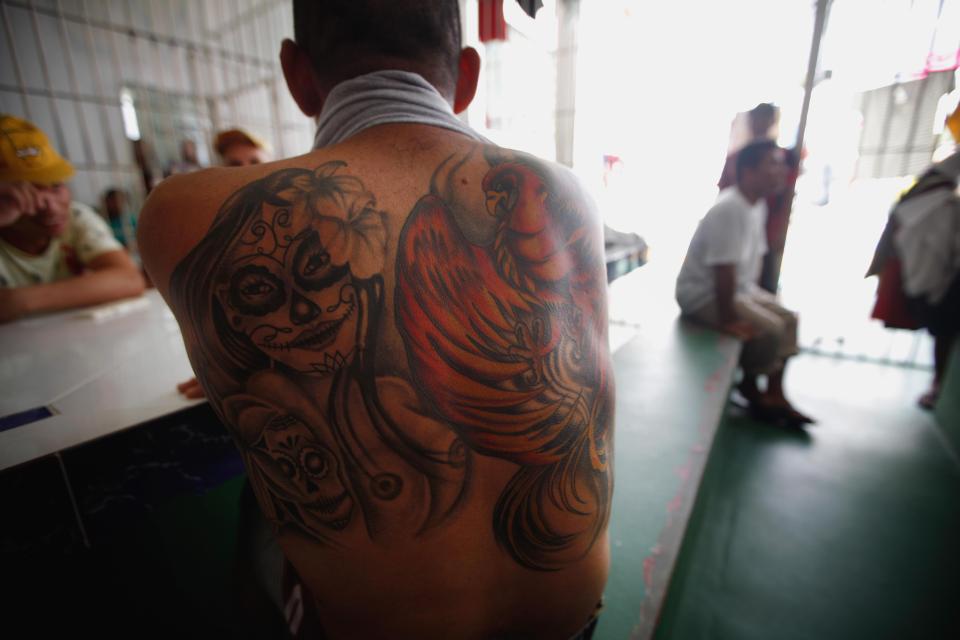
[596,268,742,639]
[603,224,649,285]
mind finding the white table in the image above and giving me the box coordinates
[0,290,202,472]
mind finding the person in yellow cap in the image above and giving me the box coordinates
[0,114,145,322]
[214,127,272,167]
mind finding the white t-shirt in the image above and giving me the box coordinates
[0,201,123,288]
[675,187,768,314]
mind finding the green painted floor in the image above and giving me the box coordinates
[936,344,960,453]
[655,354,960,640]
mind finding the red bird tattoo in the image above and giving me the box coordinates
[396,155,612,570]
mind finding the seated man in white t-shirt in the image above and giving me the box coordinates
[676,140,813,427]
[0,115,145,323]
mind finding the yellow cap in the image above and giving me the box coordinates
[0,114,75,185]
[214,127,270,157]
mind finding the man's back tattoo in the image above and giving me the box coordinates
[170,150,613,571]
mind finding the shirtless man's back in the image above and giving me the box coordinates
[139,3,614,638]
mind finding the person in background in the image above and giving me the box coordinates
[164,138,202,177]
[868,104,960,410]
[102,188,136,248]
[0,115,145,323]
[719,103,800,294]
[677,140,813,428]
[718,103,779,188]
[138,1,614,637]
[214,128,272,167]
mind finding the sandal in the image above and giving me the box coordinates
[918,389,939,411]
[749,401,815,428]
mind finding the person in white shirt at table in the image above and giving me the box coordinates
[0,115,145,323]
[676,139,813,427]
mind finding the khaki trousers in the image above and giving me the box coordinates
[687,288,799,375]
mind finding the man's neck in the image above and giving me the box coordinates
[736,183,762,205]
[313,70,480,150]
[0,224,53,255]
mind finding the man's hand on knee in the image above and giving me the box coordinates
[721,318,759,341]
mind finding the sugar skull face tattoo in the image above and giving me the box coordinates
[255,413,354,531]
[223,371,356,539]
[175,162,470,546]
[219,205,361,375]
[212,162,387,376]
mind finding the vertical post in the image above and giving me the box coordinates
[555,0,579,168]
[794,0,831,159]
[767,0,831,293]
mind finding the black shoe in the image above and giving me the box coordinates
[749,403,814,429]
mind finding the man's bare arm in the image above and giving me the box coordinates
[714,263,738,323]
[713,263,756,339]
[0,250,144,322]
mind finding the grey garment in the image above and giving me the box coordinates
[890,149,960,304]
[312,70,486,149]
[892,187,960,303]
[931,148,960,181]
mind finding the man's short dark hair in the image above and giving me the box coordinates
[736,140,779,182]
[749,102,776,122]
[293,0,462,94]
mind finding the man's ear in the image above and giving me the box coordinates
[280,39,324,118]
[453,47,481,114]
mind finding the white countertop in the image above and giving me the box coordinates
[0,289,203,471]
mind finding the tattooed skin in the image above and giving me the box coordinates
[224,371,356,536]
[397,150,612,569]
[170,152,612,570]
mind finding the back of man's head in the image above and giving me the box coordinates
[293,0,462,96]
[736,139,778,182]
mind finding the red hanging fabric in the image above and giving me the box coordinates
[871,257,921,330]
[479,0,507,43]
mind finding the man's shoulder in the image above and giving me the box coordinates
[471,144,598,214]
[67,200,115,235]
[166,139,591,222]
[707,188,751,218]
[68,200,99,219]
[137,157,314,295]
[59,200,121,258]
[138,140,598,299]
